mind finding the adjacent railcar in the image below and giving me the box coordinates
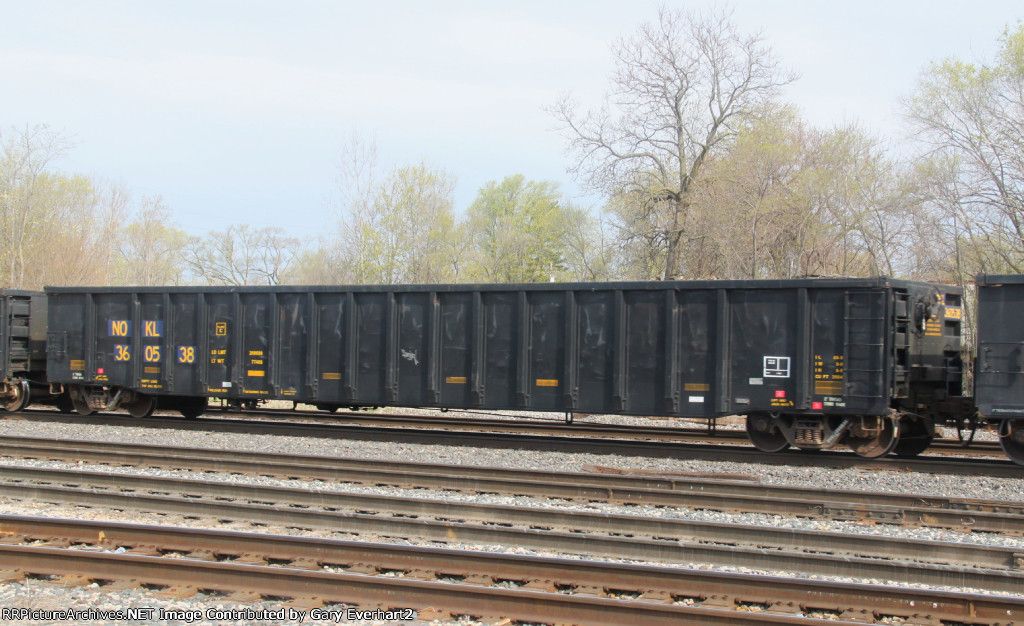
[0,290,49,412]
[975,274,1024,463]
[45,278,964,458]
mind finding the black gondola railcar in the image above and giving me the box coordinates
[975,274,1024,463]
[44,277,964,458]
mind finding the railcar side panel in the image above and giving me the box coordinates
[240,293,271,397]
[528,291,566,411]
[675,289,716,418]
[137,293,166,393]
[481,292,516,408]
[976,275,1024,417]
[439,292,471,407]
[205,293,234,396]
[623,290,666,415]
[276,292,309,400]
[575,291,614,414]
[974,275,1024,463]
[728,289,800,415]
[168,293,201,394]
[314,294,345,402]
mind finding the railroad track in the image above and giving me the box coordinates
[2,435,1022,533]
[1,515,1020,625]
[2,439,1024,589]
[2,464,1023,591]
[218,407,1006,456]
[17,405,1007,455]
[5,410,1017,476]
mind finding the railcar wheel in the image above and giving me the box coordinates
[746,413,790,453]
[998,421,1024,465]
[892,418,934,458]
[70,392,93,416]
[3,381,30,412]
[847,415,899,458]
[177,398,207,419]
[125,396,156,418]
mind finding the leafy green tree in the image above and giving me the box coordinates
[462,175,572,283]
[346,163,460,284]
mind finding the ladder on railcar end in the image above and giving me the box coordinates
[892,291,911,397]
[5,296,33,376]
[842,290,888,406]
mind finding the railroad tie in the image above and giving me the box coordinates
[837,609,874,623]
[152,585,198,600]
[457,573,495,586]
[638,590,674,603]
[569,585,604,597]
[519,579,556,592]
[55,574,94,587]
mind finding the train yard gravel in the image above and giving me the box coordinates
[1,414,1023,623]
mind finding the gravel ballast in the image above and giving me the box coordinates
[1,414,1022,624]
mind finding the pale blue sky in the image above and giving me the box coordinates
[2,1,1020,237]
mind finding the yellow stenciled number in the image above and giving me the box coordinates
[114,344,130,361]
[177,346,196,364]
[144,345,161,362]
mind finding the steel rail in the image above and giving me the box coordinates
[1,468,1023,593]
[2,515,1020,624]
[1,463,1019,569]
[6,411,1018,476]
[0,544,821,626]
[1,436,1022,531]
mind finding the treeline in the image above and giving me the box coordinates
[2,9,1022,307]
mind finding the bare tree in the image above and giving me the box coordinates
[905,24,1024,280]
[0,125,74,287]
[550,6,795,279]
[184,224,300,286]
[330,133,381,283]
[116,196,188,285]
[0,125,133,288]
[559,204,615,281]
[37,180,127,286]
